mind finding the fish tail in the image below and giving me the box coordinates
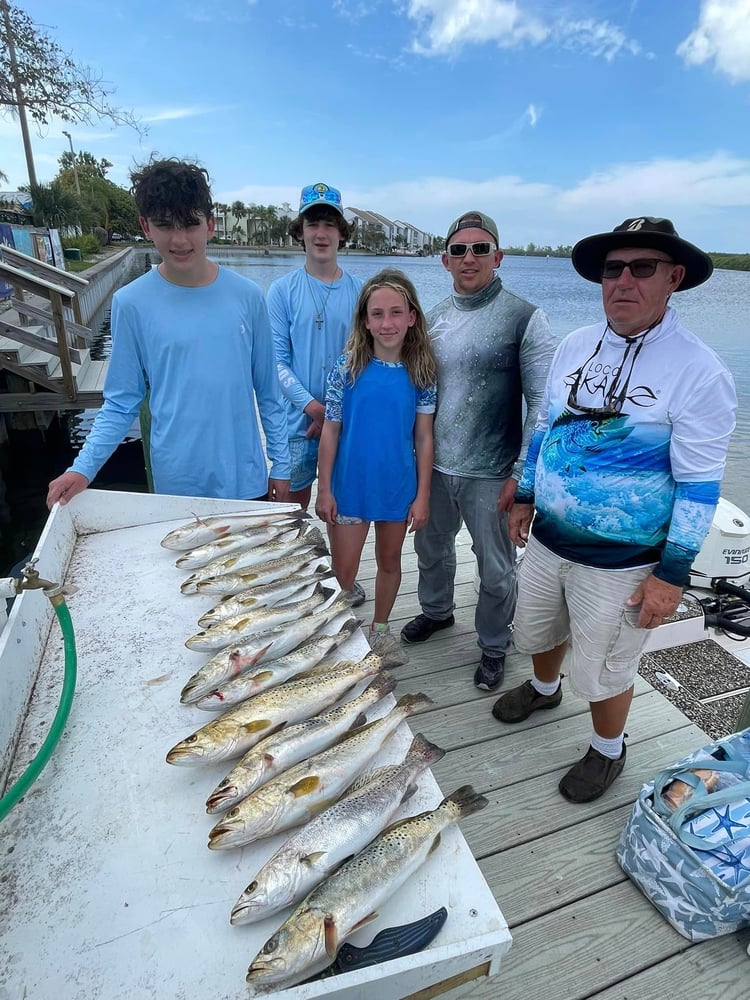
[367,640,409,670]
[395,692,434,714]
[442,784,488,819]
[407,732,446,766]
[365,670,398,699]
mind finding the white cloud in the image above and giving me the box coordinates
[218,153,750,251]
[677,0,750,82]
[143,106,226,123]
[525,103,539,127]
[555,19,641,62]
[405,0,642,60]
[407,0,548,55]
[560,153,750,213]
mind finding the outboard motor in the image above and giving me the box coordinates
[690,497,750,637]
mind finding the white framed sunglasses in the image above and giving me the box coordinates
[446,241,498,258]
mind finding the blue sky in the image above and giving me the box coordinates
[2,0,750,251]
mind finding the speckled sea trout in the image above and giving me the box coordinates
[197,565,333,628]
[174,518,305,570]
[180,525,325,594]
[194,617,359,711]
[179,598,355,704]
[245,785,487,990]
[166,651,389,767]
[160,509,304,551]
[206,670,398,813]
[194,546,330,597]
[207,692,434,849]
[230,732,445,925]
[185,582,336,652]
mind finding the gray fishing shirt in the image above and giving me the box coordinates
[427,276,554,480]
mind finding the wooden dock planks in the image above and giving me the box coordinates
[341,506,750,999]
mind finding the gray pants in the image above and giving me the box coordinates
[414,471,516,656]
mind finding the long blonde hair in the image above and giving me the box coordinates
[344,268,438,389]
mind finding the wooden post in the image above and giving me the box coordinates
[49,290,77,402]
[72,293,84,327]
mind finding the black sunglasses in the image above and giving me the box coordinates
[446,241,497,258]
[601,257,674,280]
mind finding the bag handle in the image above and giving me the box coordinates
[666,778,750,848]
[652,757,748,820]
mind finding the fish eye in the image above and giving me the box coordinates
[186,735,198,744]
[218,779,228,789]
[245,880,257,893]
[262,934,279,954]
[228,808,239,818]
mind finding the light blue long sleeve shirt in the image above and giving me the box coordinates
[268,267,362,439]
[71,266,291,499]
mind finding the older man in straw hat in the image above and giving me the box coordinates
[493,216,737,803]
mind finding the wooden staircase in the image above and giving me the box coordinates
[0,245,108,412]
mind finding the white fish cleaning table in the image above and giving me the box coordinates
[0,491,511,999]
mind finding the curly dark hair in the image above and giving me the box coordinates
[288,205,352,249]
[130,157,213,226]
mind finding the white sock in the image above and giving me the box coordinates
[531,676,560,697]
[590,732,624,760]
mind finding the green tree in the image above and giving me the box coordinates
[59,150,112,179]
[24,179,80,229]
[230,200,247,243]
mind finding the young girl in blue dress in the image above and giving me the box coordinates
[316,269,437,649]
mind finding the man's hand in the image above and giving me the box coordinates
[268,478,291,503]
[303,400,326,440]
[627,573,682,629]
[496,477,517,514]
[508,502,534,547]
[47,471,89,510]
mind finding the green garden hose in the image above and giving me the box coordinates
[0,581,77,822]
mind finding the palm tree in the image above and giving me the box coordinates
[25,180,80,229]
[230,200,247,244]
[264,204,278,246]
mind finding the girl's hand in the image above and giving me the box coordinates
[315,489,337,525]
[407,497,429,533]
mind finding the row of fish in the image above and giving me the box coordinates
[245,785,487,990]
[161,508,473,993]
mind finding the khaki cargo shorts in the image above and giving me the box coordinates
[513,535,655,702]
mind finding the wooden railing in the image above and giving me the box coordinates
[0,255,85,401]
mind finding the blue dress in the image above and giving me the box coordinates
[325,355,436,522]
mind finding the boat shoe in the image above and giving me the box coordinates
[492,678,562,723]
[400,613,455,644]
[558,744,627,803]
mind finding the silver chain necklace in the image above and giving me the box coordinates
[304,269,338,330]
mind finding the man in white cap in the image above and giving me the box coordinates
[494,216,737,802]
[401,210,554,691]
[268,183,364,602]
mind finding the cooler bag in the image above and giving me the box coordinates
[616,729,750,941]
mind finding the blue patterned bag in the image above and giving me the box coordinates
[616,729,750,941]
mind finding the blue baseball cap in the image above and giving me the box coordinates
[298,182,344,217]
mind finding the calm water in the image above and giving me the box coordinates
[215,252,750,511]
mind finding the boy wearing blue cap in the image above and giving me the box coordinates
[268,183,362,509]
